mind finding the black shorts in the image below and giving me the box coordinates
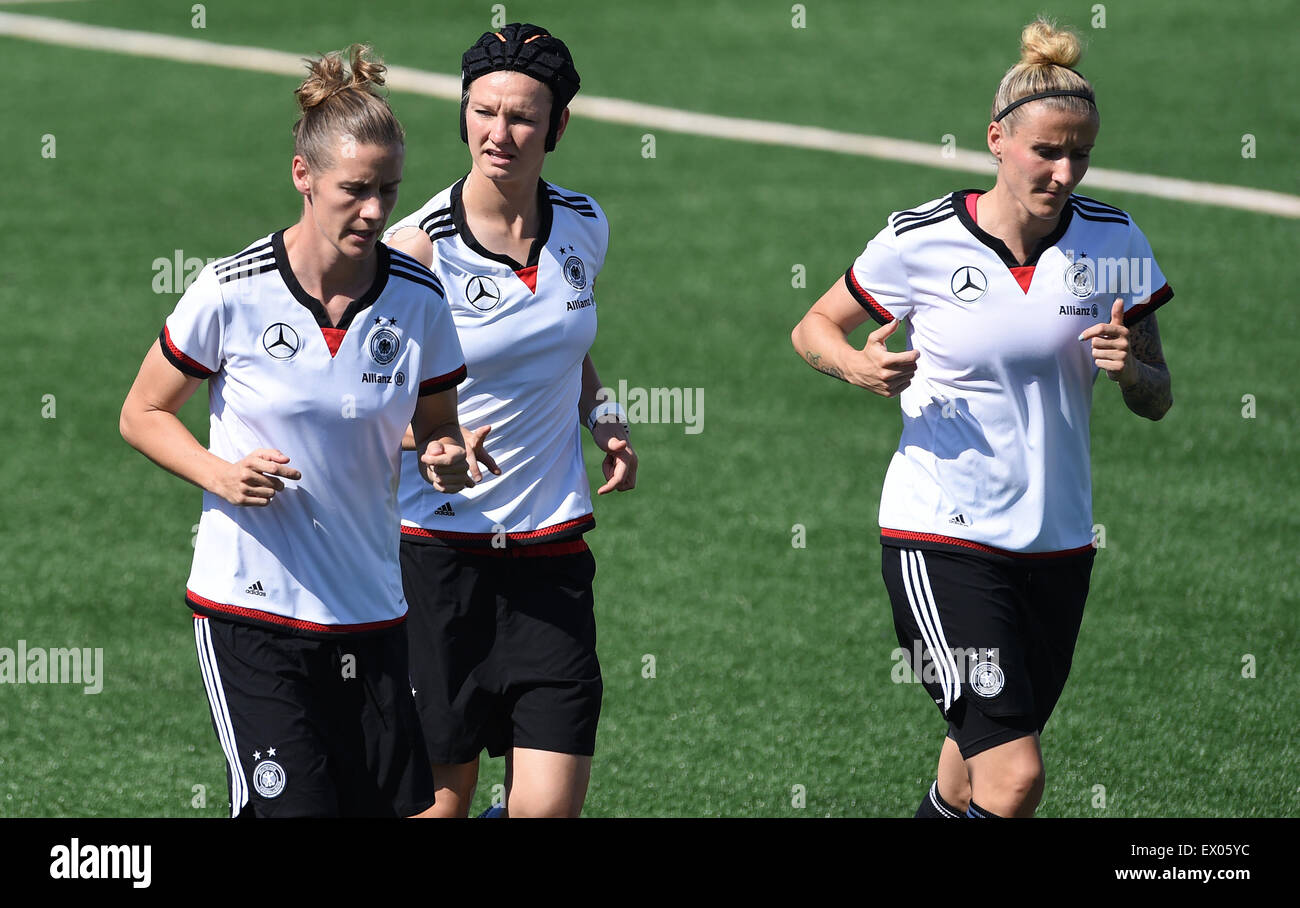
[192,615,436,818]
[881,543,1094,760]
[400,541,603,763]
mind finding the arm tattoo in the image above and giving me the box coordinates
[805,350,846,382]
[1120,315,1172,420]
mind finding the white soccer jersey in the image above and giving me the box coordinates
[161,231,466,632]
[845,190,1173,556]
[384,177,608,548]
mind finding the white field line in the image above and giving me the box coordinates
[3,11,1297,218]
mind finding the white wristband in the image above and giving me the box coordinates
[587,401,628,431]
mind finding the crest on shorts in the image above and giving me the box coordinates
[252,759,286,798]
[971,661,1005,698]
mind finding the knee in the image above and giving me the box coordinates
[995,750,1044,798]
[1006,760,1045,805]
[971,750,1045,816]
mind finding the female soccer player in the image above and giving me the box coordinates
[120,45,473,817]
[386,23,637,818]
[791,18,1173,818]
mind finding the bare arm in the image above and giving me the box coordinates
[791,278,918,396]
[578,354,637,494]
[1118,313,1172,421]
[388,227,434,268]
[577,353,607,428]
[120,341,302,505]
[1080,299,1172,421]
[410,388,474,492]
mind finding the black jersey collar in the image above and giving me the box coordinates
[450,177,554,272]
[272,229,390,330]
[952,189,1074,270]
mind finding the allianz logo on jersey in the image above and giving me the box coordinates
[360,371,406,387]
[1061,251,1153,300]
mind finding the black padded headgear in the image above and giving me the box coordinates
[460,23,580,152]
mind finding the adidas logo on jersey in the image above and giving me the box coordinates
[245,581,266,597]
[433,502,455,517]
[948,514,970,527]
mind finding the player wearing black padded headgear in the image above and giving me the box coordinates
[460,23,580,152]
[386,23,637,818]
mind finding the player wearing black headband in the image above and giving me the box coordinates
[386,24,636,817]
[792,17,1174,817]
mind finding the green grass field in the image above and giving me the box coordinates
[0,0,1296,818]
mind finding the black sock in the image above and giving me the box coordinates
[966,799,1004,818]
[914,780,964,818]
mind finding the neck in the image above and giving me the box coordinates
[463,168,540,228]
[977,182,1061,254]
[282,212,372,300]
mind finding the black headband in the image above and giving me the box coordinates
[994,89,1096,122]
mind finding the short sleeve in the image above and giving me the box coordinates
[418,295,467,396]
[1122,220,1174,327]
[588,195,611,278]
[159,264,223,378]
[383,207,422,245]
[844,223,913,325]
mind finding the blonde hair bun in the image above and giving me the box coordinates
[991,17,1096,128]
[1018,17,1084,69]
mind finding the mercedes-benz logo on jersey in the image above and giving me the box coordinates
[1064,258,1095,299]
[950,266,988,302]
[262,323,300,360]
[562,255,587,290]
[252,759,286,797]
[369,327,400,364]
[465,275,501,311]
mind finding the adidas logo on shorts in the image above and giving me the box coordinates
[433,502,455,517]
[245,581,266,597]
